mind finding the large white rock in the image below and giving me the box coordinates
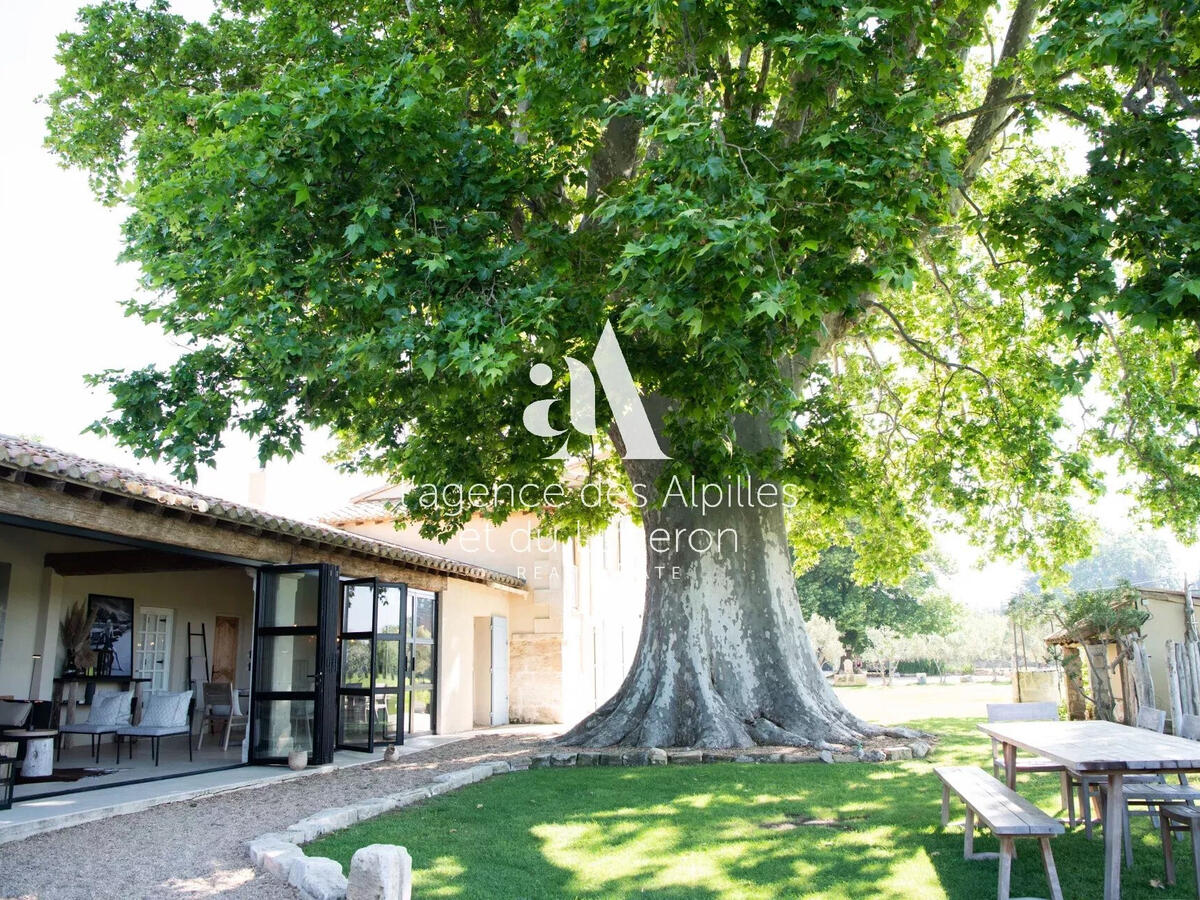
[347,844,412,900]
[289,855,348,900]
[248,837,305,880]
[290,806,363,842]
[429,769,475,793]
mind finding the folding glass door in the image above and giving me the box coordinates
[337,579,406,752]
[404,589,438,735]
[250,565,339,765]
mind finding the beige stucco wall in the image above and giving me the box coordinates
[437,578,514,734]
[1141,593,1187,721]
[510,632,564,723]
[0,523,75,698]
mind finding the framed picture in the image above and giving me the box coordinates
[87,594,134,678]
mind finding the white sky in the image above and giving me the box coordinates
[0,3,1194,607]
[0,1,379,520]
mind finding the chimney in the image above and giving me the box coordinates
[248,468,268,508]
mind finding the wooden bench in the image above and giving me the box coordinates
[936,766,1064,900]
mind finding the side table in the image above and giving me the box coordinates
[2,729,59,778]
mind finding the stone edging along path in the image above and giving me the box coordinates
[247,739,934,900]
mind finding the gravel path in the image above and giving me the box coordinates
[0,732,552,900]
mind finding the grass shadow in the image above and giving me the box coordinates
[306,717,1192,898]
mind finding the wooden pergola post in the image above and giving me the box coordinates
[1061,644,1086,721]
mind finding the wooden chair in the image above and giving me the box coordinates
[986,702,1075,826]
[196,682,247,752]
[1159,804,1200,895]
[1132,714,1200,878]
[1077,706,1171,841]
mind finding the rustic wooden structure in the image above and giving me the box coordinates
[936,765,1065,900]
[1164,587,1200,734]
[1045,598,1156,727]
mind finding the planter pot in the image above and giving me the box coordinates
[288,750,308,771]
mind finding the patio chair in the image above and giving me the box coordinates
[1076,706,1173,841]
[116,690,193,766]
[1117,713,1200,869]
[56,689,133,764]
[986,702,1075,825]
[196,682,247,752]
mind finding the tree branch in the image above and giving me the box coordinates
[863,298,993,387]
[955,0,1043,200]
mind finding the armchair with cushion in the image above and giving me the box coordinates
[57,690,133,764]
[117,690,193,766]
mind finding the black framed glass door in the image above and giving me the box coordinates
[250,564,339,765]
[404,589,438,735]
[337,579,406,752]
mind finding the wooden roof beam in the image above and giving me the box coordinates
[44,549,241,577]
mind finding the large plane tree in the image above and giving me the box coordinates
[47,0,1199,748]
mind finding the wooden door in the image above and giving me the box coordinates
[212,615,239,684]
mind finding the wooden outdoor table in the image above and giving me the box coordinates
[979,719,1200,899]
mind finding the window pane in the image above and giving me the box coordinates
[338,695,371,748]
[343,583,374,633]
[252,699,313,757]
[340,639,371,688]
[259,571,320,627]
[377,585,404,636]
[411,643,433,684]
[373,640,402,688]
[373,692,398,744]
[255,635,317,692]
[409,689,433,734]
[412,594,435,640]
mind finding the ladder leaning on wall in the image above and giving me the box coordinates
[186,622,210,694]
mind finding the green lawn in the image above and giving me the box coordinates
[306,717,1183,899]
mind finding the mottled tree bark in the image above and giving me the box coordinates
[561,410,916,749]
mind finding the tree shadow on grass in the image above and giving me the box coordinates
[305,717,1193,899]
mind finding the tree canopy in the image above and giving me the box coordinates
[40,0,1200,580]
[1020,527,1179,592]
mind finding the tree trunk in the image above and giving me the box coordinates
[559,435,914,749]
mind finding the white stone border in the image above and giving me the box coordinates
[247,760,516,900]
[247,741,932,899]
